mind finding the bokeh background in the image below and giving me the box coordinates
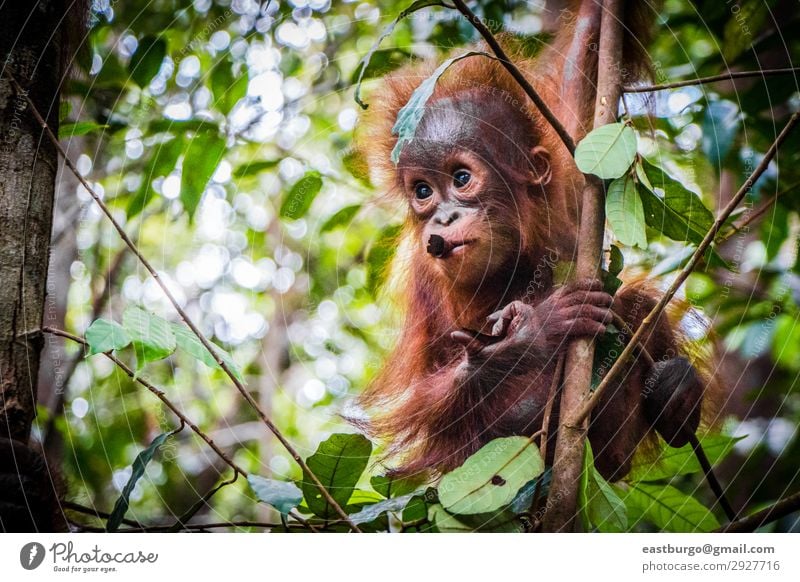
[40,0,800,529]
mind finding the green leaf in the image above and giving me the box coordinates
[349,492,418,525]
[210,57,248,115]
[279,171,323,220]
[427,504,472,532]
[428,504,525,533]
[85,319,131,356]
[608,245,624,277]
[58,121,110,139]
[127,136,184,219]
[353,0,450,108]
[639,159,715,245]
[628,434,744,482]
[391,51,493,163]
[367,224,402,294]
[370,474,420,498]
[180,133,226,218]
[170,323,244,382]
[574,122,638,179]
[438,436,544,515]
[722,0,767,62]
[248,475,303,516]
[232,160,280,179]
[606,176,647,248]
[300,433,372,520]
[128,36,166,88]
[107,432,170,531]
[342,149,373,188]
[622,482,720,532]
[320,204,360,233]
[122,307,176,373]
[579,442,627,532]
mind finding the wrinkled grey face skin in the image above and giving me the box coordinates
[396,92,551,288]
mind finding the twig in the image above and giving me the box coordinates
[624,66,800,92]
[43,327,246,476]
[718,491,800,533]
[167,474,240,532]
[688,432,737,522]
[575,112,800,427]
[450,0,576,154]
[721,182,798,241]
[543,0,625,533]
[7,71,360,532]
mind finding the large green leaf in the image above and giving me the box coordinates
[248,475,303,516]
[180,133,226,219]
[85,318,131,356]
[210,57,248,115]
[122,307,176,373]
[438,436,544,515]
[628,434,743,482]
[170,323,244,382]
[622,482,720,532]
[127,136,184,219]
[639,159,715,245]
[574,122,638,179]
[300,433,372,520]
[279,171,323,220]
[107,432,171,531]
[606,176,647,248]
[128,36,166,88]
[579,443,627,532]
[353,0,451,109]
[391,51,492,163]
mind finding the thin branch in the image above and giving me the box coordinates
[7,72,360,532]
[63,500,143,528]
[450,0,576,154]
[721,181,799,241]
[624,66,800,92]
[44,327,246,476]
[718,491,800,533]
[576,112,800,426]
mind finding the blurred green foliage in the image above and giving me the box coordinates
[47,0,800,531]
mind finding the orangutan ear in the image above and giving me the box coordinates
[529,146,552,186]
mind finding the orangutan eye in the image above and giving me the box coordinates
[453,169,471,188]
[414,182,433,200]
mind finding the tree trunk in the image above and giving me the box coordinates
[0,2,63,442]
[542,0,625,532]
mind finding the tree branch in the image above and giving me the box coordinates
[718,491,800,533]
[624,67,800,92]
[542,0,625,533]
[7,71,360,532]
[450,0,576,154]
[575,112,800,426]
[43,326,246,476]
